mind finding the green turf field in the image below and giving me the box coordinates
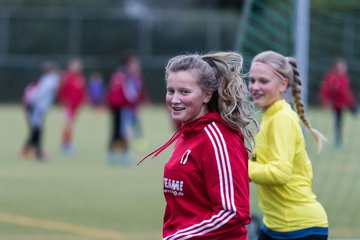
[0,105,359,239]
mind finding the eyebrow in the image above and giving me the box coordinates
[249,76,268,80]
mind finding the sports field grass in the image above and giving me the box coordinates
[0,104,359,239]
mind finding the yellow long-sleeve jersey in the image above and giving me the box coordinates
[249,99,328,232]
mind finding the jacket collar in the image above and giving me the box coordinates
[263,99,290,119]
[138,112,235,165]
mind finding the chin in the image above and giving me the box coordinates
[171,115,184,123]
[254,100,263,107]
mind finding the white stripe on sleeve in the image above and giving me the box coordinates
[163,122,237,240]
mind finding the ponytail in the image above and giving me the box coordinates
[202,52,257,151]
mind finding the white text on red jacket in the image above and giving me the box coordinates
[163,178,184,196]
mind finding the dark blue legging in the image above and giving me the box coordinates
[334,108,343,145]
[259,230,327,240]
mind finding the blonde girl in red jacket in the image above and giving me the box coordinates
[140,52,257,239]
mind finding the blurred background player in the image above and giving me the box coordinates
[87,71,105,113]
[21,61,60,160]
[106,50,147,165]
[248,50,328,240]
[320,58,358,148]
[57,58,86,155]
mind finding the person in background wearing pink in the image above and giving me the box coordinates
[106,51,146,165]
[320,58,358,148]
[57,58,86,154]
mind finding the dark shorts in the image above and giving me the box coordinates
[259,226,328,240]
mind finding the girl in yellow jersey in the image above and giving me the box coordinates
[248,50,328,240]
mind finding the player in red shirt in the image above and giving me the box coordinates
[320,58,358,147]
[140,52,257,239]
[106,51,147,165]
[58,58,86,154]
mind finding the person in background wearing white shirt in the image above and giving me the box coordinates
[21,61,60,161]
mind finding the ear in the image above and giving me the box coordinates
[203,91,213,104]
[280,78,289,94]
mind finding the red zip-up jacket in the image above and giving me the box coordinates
[162,112,250,240]
[320,69,355,110]
[106,70,142,108]
[58,71,86,109]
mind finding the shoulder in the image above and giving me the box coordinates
[44,73,60,83]
[265,107,300,136]
[113,70,126,78]
[111,72,126,84]
[202,121,244,152]
[273,107,296,122]
[276,105,297,118]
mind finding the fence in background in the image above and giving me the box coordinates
[0,3,360,103]
[0,7,240,102]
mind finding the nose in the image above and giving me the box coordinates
[171,92,181,104]
[249,81,258,92]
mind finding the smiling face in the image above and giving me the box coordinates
[248,63,288,110]
[166,71,212,124]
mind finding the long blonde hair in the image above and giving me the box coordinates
[165,52,257,151]
[252,50,326,151]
